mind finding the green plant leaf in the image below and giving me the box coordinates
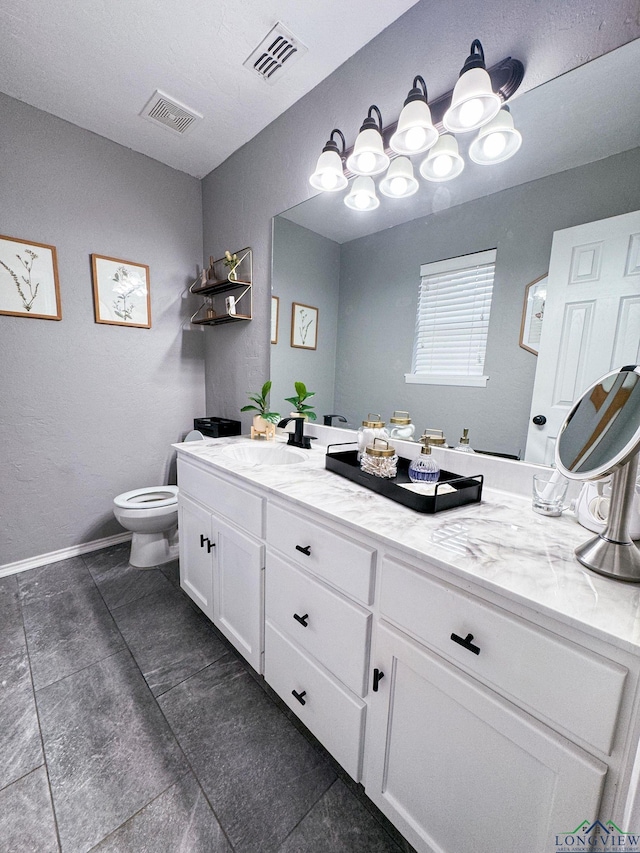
[240,404,259,412]
[261,380,272,398]
[294,381,306,398]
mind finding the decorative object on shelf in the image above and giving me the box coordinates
[271,296,279,344]
[189,248,252,326]
[308,40,523,211]
[519,273,547,355]
[387,411,415,440]
[357,414,388,457]
[0,233,61,320]
[285,381,316,421]
[290,302,318,349]
[408,437,440,483]
[360,437,398,479]
[241,381,280,440]
[91,254,150,328]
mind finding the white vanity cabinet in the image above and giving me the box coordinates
[177,457,265,671]
[263,501,376,781]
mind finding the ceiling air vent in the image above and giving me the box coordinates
[140,90,203,135]
[244,22,308,85]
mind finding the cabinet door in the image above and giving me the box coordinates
[212,514,265,672]
[364,622,607,853]
[178,494,214,620]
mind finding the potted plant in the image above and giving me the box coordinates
[285,381,316,421]
[241,381,280,436]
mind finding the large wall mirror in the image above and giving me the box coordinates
[271,39,640,465]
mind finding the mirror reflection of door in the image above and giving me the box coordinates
[526,209,640,465]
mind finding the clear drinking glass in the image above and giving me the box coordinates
[532,472,569,516]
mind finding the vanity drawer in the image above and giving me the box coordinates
[177,458,264,537]
[264,621,366,781]
[266,552,371,696]
[266,503,375,604]
[380,555,627,754]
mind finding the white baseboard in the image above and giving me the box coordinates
[0,532,133,579]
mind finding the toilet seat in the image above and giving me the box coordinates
[113,486,178,510]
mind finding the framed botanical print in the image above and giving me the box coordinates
[91,254,151,328]
[0,234,61,320]
[290,302,318,350]
[519,274,547,355]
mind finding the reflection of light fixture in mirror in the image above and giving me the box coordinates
[419,135,465,182]
[556,365,640,582]
[379,157,419,198]
[309,128,348,192]
[346,106,389,177]
[344,176,380,211]
[443,39,502,133]
[389,76,438,156]
[469,106,522,164]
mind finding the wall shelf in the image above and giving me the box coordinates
[190,247,252,326]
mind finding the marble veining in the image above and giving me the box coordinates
[174,436,640,654]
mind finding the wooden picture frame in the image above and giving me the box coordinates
[91,254,151,328]
[0,234,61,320]
[519,274,547,355]
[290,302,318,350]
[271,296,279,344]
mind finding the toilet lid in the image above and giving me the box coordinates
[114,486,178,509]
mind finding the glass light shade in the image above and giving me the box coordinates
[389,100,438,156]
[468,108,522,165]
[344,176,380,211]
[379,157,419,198]
[346,128,390,176]
[309,148,348,191]
[443,67,501,133]
[419,135,465,182]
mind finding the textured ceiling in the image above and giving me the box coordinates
[0,0,420,178]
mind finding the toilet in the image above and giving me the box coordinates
[113,486,179,568]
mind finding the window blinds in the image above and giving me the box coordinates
[410,249,496,379]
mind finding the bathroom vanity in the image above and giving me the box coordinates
[174,434,640,853]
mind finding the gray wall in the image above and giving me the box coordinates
[0,94,204,566]
[200,0,640,432]
[334,148,640,455]
[271,218,340,421]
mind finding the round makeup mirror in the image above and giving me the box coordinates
[555,365,640,581]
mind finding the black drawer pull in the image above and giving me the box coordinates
[199,534,215,553]
[293,612,309,627]
[207,539,215,553]
[450,632,480,655]
[292,689,306,705]
[200,533,207,548]
[372,668,384,692]
[295,544,312,556]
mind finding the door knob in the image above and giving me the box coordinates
[532,414,547,425]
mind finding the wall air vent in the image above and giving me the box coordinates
[140,90,203,135]
[243,22,308,85]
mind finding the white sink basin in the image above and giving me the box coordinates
[220,443,308,466]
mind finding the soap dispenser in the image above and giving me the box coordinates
[408,437,440,483]
[455,428,475,453]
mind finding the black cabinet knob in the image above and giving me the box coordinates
[450,632,481,655]
[532,414,547,425]
[295,545,312,556]
[372,668,385,692]
[292,689,306,705]
[293,613,309,627]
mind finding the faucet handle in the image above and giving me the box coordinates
[323,414,348,426]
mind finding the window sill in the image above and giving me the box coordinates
[404,373,489,388]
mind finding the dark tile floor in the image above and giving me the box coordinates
[0,543,410,853]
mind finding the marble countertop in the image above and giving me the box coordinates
[174,436,640,655]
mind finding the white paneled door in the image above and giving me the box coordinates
[526,210,640,464]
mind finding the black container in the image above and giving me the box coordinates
[325,443,483,514]
[194,417,242,438]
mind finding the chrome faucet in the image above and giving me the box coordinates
[323,414,347,426]
[277,417,316,450]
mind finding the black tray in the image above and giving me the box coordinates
[194,417,241,438]
[325,444,483,513]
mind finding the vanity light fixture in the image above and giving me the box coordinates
[389,76,438,156]
[419,135,465,182]
[379,156,419,198]
[443,40,502,133]
[345,106,389,177]
[344,175,380,211]
[468,106,522,164]
[309,128,348,192]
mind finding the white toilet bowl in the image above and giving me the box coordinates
[113,486,179,568]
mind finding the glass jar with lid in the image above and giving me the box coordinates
[360,438,398,479]
[387,410,415,440]
[357,413,388,458]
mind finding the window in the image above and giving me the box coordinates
[405,249,496,387]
